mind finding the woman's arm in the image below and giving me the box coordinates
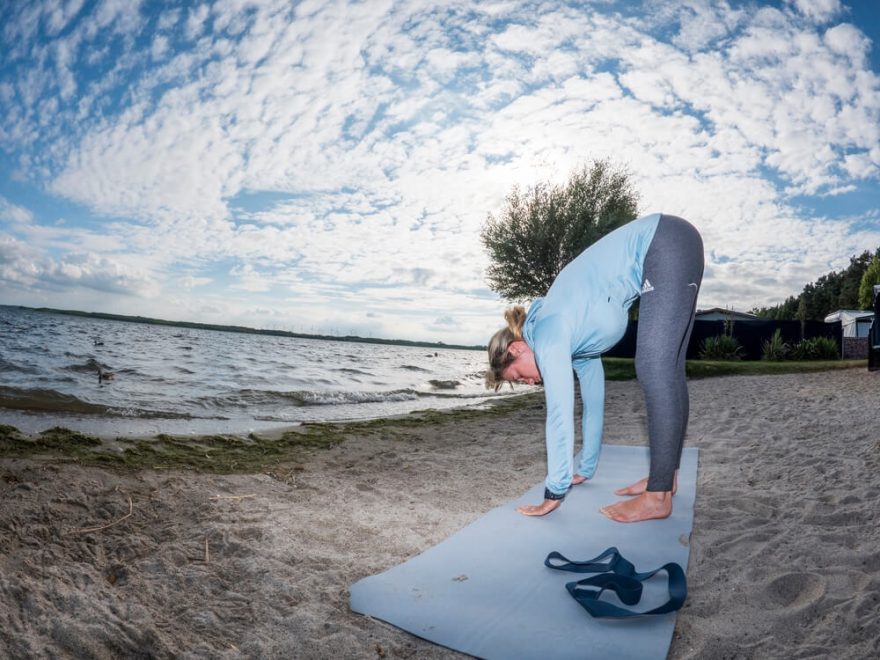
[533,332,577,498]
[573,356,605,478]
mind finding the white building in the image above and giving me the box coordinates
[694,308,759,321]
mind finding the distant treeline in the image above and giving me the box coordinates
[16,306,484,352]
[751,248,880,321]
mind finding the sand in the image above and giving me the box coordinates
[2,368,879,659]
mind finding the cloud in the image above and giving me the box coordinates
[0,196,33,224]
[0,234,158,298]
[785,0,843,24]
[229,263,273,293]
[178,275,212,289]
[0,235,41,286]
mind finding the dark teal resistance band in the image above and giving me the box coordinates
[544,547,687,618]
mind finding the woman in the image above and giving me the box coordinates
[486,213,704,522]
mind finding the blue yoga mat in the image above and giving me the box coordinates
[350,445,698,660]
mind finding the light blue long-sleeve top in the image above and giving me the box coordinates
[522,213,661,496]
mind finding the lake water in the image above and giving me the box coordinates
[0,306,514,438]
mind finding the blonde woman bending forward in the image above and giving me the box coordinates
[486,214,704,523]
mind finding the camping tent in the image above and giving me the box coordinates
[823,309,875,338]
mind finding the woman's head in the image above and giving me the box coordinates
[486,305,539,390]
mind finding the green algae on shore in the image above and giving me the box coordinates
[0,394,542,474]
[1,425,101,452]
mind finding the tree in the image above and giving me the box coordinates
[858,256,880,309]
[481,160,639,301]
[752,247,880,320]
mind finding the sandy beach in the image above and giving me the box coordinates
[1,368,879,659]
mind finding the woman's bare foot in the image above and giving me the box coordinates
[600,491,672,523]
[571,474,588,486]
[516,499,562,517]
[614,472,678,497]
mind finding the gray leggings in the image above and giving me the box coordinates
[636,215,704,492]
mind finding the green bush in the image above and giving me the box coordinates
[791,336,839,361]
[761,329,790,361]
[699,334,744,360]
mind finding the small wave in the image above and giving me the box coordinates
[293,389,420,405]
[0,386,109,415]
[0,357,40,374]
[335,368,374,376]
[428,379,460,390]
[400,365,430,372]
[192,388,422,409]
[61,358,103,373]
[414,390,493,400]
[106,407,215,420]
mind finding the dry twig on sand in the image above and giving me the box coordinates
[208,494,257,502]
[65,489,133,536]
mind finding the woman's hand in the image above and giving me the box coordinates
[516,498,562,516]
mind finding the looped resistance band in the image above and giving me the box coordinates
[544,547,687,618]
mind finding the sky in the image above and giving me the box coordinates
[1,0,879,345]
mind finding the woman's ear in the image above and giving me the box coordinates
[507,340,525,357]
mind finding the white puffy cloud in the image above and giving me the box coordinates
[0,233,158,298]
[786,0,843,24]
[0,196,33,224]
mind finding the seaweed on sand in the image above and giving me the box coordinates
[0,392,542,474]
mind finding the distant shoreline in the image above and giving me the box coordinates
[2,304,485,352]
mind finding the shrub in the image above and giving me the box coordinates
[791,336,839,361]
[699,334,744,360]
[761,329,790,361]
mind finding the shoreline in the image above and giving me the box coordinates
[0,393,542,473]
[2,370,879,658]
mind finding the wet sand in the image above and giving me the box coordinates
[1,369,879,658]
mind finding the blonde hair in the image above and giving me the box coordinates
[485,305,528,391]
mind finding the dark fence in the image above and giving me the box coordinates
[605,319,843,361]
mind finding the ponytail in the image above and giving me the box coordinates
[504,305,527,341]
[485,305,528,390]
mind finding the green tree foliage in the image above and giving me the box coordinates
[481,160,639,301]
[858,256,880,309]
[752,249,880,320]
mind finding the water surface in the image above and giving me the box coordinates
[0,306,512,437]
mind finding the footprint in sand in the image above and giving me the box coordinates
[853,586,880,620]
[860,550,880,573]
[758,572,826,611]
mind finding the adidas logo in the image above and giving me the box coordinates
[641,278,655,294]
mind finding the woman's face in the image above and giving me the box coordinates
[501,341,542,385]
